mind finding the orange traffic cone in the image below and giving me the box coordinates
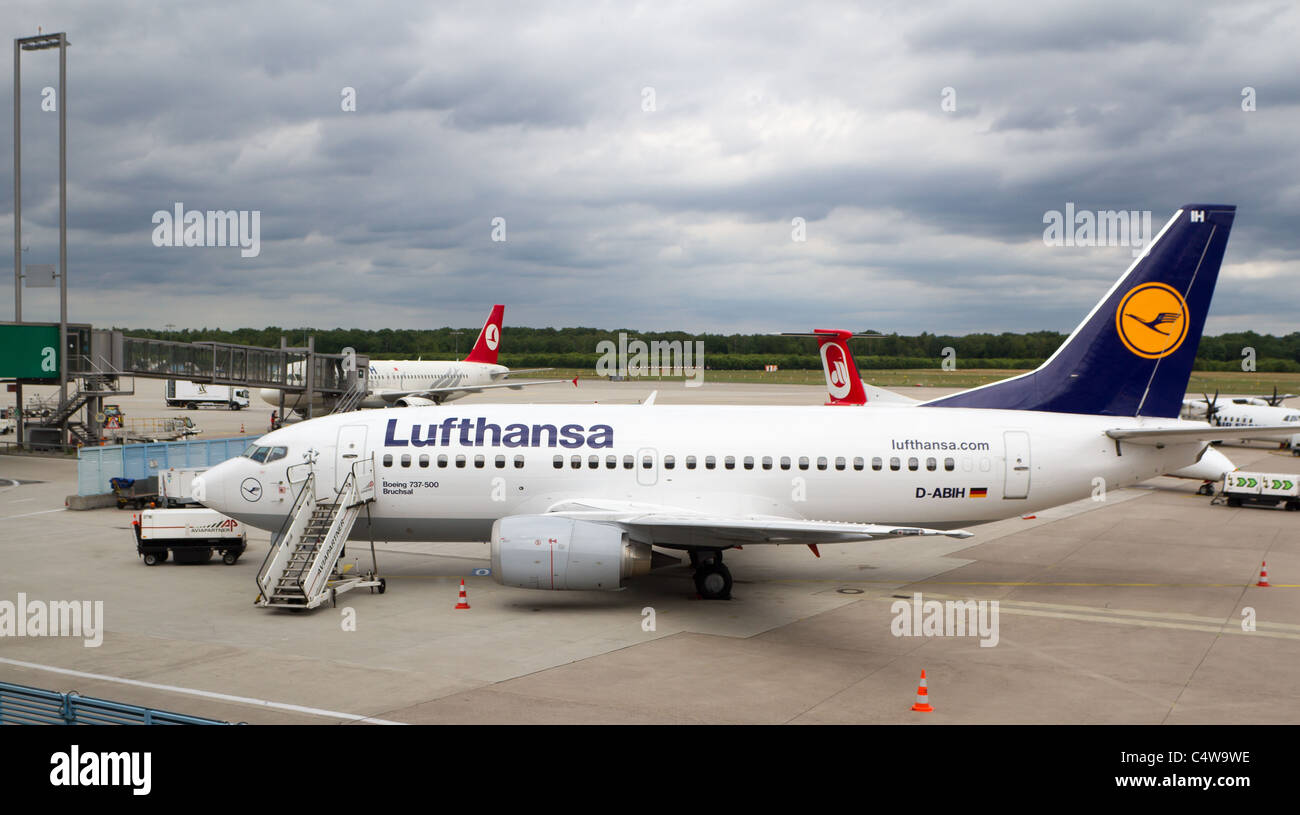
[1257,562,1271,588]
[240,423,245,434]
[455,578,471,609]
[911,670,934,712]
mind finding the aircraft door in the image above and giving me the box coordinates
[1003,431,1030,499]
[336,424,368,492]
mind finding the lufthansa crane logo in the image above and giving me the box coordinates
[1115,282,1189,359]
[240,477,263,503]
[485,323,500,350]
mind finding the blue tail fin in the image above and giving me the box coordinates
[923,204,1235,418]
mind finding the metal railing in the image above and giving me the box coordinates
[0,680,237,725]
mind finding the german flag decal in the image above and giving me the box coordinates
[970,488,988,498]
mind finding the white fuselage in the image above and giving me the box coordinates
[196,403,1213,543]
[260,360,509,412]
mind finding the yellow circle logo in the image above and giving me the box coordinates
[1115,282,1189,359]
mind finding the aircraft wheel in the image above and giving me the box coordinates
[694,562,732,600]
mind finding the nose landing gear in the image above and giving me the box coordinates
[690,549,732,600]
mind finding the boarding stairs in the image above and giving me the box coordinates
[32,364,135,445]
[328,379,368,415]
[255,456,383,610]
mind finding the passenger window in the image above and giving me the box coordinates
[438,455,448,468]
[743,456,754,470]
[474,455,485,469]
[514,455,525,469]
[872,457,882,471]
[399,454,410,467]
[419,454,429,468]
[889,457,900,471]
[908,457,919,471]
[798,456,809,470]
[553,455,564,469]
[495,455,506,469]
[725,456,735,470]
[835,457,846,471]
[853,456,864,471]
[686,455,697,470]
[705,456,716,470]
[382,454,393,467]
[571,455,582,469]
[816,457,828,471]
[926,457,937,471]
[642,455,653,469]
[456,455,466,468]
[623,455,634,470]
[664,455,675,470]
[780,456,791,470]
[606,455,617,469]
[962,457,973,472]
[979,457,991,472]
[589,455,600,469]
[761,456,772,470]
[944,457,955,472]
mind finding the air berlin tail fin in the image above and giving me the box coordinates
[783,330,868,405]
[464,304,505,364]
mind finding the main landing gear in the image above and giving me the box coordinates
[690,549,732,600]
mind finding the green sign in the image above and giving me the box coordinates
[0,325,60,379]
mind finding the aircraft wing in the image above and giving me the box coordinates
[1105,425,1298,445]
[376,378,574,403]
[490,368,554,378]
[546,498,973,545]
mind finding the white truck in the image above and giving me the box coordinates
[132,508,248,565]
[165,380,250,410]
[1221,472,1300,511]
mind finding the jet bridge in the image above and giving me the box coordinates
[255,456,383,610]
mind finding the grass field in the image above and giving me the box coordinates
[553,367,1300,395]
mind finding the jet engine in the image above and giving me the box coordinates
[490,515,676,590]
[394,395,439,407]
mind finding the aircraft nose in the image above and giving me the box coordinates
[193,459,236,513]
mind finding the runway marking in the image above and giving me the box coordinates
[881,593,1300,640]
[0,657,407,725]
[771,578,1300,588]
[0,507,66,521]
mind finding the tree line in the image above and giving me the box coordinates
[116,326,1300,372]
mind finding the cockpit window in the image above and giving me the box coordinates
[242,445,287,464]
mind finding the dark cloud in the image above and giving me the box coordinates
[0,0,1296,336]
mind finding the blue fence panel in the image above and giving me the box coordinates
[78,436,250,495]
[0,681,235,725]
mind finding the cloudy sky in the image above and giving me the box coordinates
[2,1,1298,336]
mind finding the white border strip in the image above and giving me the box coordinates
[0,656,406,725]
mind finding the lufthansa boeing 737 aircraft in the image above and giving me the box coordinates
[196,204,1291,600]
